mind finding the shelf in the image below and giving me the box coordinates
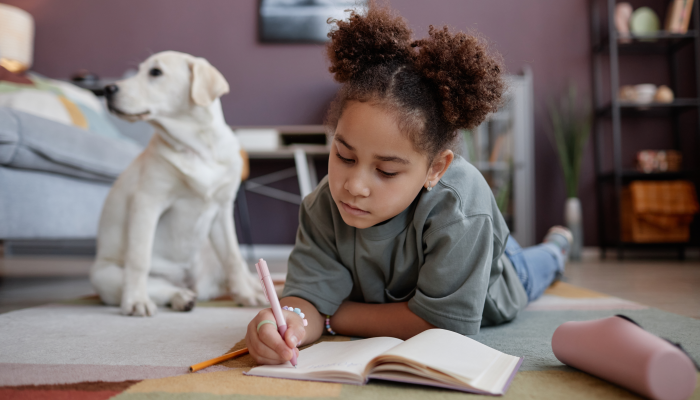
[591,0,700,259]
[599,241,698,249]
[600,241,698,249]
[597,170,692,182]
[596,98,699,117]
[598,240,698,259]
[593,31,698,54]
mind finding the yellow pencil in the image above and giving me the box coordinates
[189,347,249,372]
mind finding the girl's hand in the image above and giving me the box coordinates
[246,308,306,365]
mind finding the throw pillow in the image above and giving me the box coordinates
[0,69,137,145]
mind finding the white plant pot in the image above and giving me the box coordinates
[565,197,583,260]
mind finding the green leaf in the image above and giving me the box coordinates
[547,83,591,198]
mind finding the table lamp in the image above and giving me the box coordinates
[0,3,34,73]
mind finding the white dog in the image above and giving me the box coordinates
[90,51,265,316]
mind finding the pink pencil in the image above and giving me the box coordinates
[255,258,297,367]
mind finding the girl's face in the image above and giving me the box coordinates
[328,101,433,229]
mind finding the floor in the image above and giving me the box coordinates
[564,258,700,319]
[1,254,699,319]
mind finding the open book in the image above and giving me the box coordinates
[245,329,523,395]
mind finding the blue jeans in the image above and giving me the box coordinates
[504,236,564,302]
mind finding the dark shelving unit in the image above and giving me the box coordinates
[597,170,691,181]
[596,98,700,117]
[590,0,700,259]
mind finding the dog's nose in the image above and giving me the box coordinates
[104,84,119,98]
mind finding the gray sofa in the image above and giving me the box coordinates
[0,107,152,255]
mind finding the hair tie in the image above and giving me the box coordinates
[256,320,277,332]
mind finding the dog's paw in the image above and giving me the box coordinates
[171,289,196,312]
[121,291,158,317]
[229,272,267,306]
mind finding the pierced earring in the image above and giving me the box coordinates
[426,181,432,192]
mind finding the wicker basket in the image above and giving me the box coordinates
[620,180,699,243]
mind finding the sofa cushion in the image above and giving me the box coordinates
[0,166,111,239]
[0,107,142,182]
[0,72,136,145]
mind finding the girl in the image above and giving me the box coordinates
[245,1,572,365]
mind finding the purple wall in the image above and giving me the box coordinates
[5,0,695,245]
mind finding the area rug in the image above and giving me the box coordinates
[0,282,698,399]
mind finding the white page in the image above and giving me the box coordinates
[246,337,403,383]
[472,353,521,393]
[369,370,491,394]
[377,329,504,382]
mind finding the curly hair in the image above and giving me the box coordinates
[325,0,506,161]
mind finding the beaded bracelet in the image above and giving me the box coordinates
[325,315,336,335]
[282,306,308,326]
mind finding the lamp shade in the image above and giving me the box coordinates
[0,3,34,72]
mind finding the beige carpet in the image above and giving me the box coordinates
[1,282,698,399]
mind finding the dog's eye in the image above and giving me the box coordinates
[149,68,163,77]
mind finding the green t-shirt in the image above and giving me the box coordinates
[282,155,527,335]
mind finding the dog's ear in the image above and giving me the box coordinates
[190,57,230,107]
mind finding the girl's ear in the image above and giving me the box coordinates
[425,150,454,189]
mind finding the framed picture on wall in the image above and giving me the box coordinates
[259,0,366,43]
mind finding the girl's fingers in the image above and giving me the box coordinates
[250,351,288,366]
[257,322,295,360]
[250,330,290,361]
[246,308,307,365]
[284,314,306,349]
[246,310,289,364]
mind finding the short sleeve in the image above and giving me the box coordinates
[281,187,353,316]
[408,215,495,335]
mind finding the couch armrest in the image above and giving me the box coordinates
[0,107,142,182]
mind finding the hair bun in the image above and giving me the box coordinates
[326,2,413,83]
[412,26,505,130]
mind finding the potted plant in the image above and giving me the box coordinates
[548,84,592,260]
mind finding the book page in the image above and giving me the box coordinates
[471,352,521,393]
[369,370,491,394]
[246,337,403,384]
[372,329,512,384]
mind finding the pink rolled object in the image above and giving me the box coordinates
[552,316,696,400]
